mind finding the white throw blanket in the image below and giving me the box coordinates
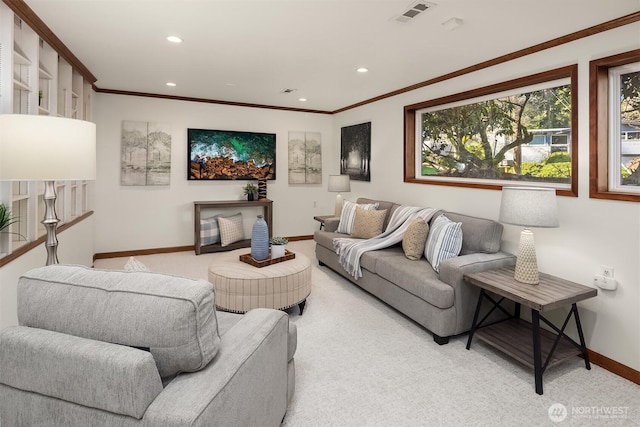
[333,205,437,279]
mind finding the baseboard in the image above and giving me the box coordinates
[92,236,314,261]
[588,349,640,385]
[93,245,194,261]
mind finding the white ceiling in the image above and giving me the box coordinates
[24,0,640,112]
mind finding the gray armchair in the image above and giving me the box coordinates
[0,265,296,426]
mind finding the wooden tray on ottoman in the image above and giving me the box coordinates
[239,250,296,268]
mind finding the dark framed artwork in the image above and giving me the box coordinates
[340,122,371,181]
[187,128,276,180]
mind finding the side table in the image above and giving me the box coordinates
[464,266,597,395]
[313,215,339,230]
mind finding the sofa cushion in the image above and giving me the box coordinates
[337,200,379,234]
[359,246,404,274]
[351,208,387,239]
[314,230,350,251]
[443,212,503,255]
[402,217,429,260]
[17,265,221,379]
[375,254,455,309]
[425,215,463,273]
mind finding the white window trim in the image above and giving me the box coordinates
[608,62,640,194]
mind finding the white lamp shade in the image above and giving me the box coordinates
[0,114,96,181]
[328,174,350,192]
[499,186,559,228]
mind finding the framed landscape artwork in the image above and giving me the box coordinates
[288,131,322,184]
[188,128,276,180]
[121,121,172,186]
[340,122,371,181]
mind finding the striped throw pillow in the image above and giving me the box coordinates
[425,215,463,273]
[337,200,379,235]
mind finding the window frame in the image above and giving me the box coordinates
[589,49,640,202]
[404,65,578,197]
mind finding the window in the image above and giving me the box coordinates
[608,62,640,194]
[590,49,640,201]
[404,65,578,196]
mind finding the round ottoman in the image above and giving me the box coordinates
[208,249,311,314]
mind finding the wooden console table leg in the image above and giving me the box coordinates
[531,309,544,395]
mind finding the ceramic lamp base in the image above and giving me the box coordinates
[334,193,344,217]
[514,228,539,284]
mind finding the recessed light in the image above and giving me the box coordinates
[299,98,307,102]
[441,17,463,31]
[356,67,369,73]
[166,36,182,43]
[166,82,176,87]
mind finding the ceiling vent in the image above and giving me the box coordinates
[394,2,436,23]
[280,88,297,94]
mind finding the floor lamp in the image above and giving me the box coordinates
[499,186,559,284]
[328,174,350,217]
[0,114,96,266]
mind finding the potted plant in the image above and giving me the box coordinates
[242,183,258,201]
[0,203,23,255]
[269,236,288,259]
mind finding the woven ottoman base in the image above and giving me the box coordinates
[208,249,311,314]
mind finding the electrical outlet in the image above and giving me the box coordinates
[594,274,618,290]
[600,265,614,278]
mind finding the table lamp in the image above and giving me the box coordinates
[328,174,350,217]
[498,186,559,284]
[0,114,96,265]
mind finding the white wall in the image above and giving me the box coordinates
[92,23,639,371]
[333,24,640,371]
[93,95,334,253]
[0,216,95,328]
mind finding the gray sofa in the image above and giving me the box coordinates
[0,265,296,426]
[314,197,516,344]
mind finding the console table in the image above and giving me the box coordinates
[194,199,273,255]
[464,266,597,395]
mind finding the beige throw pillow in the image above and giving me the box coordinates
[351,208,387,239]
[402,217,429,260]
[218,213,245,247]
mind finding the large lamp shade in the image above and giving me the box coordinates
[0,114,96,181]
[328,174,350,216]
[0,114,96,265]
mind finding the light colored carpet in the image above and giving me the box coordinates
[94,240,639,426]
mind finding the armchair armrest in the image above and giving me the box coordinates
[143,309,290,427]
[438,251,516,334]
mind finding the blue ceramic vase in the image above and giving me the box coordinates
[251,215,269,260]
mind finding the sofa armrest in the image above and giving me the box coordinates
[438,252,516,334]
[143,309,290,427]
[323,217,341,232]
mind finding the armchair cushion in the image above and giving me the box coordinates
[17,265,221,379]
[0,326,163,419]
